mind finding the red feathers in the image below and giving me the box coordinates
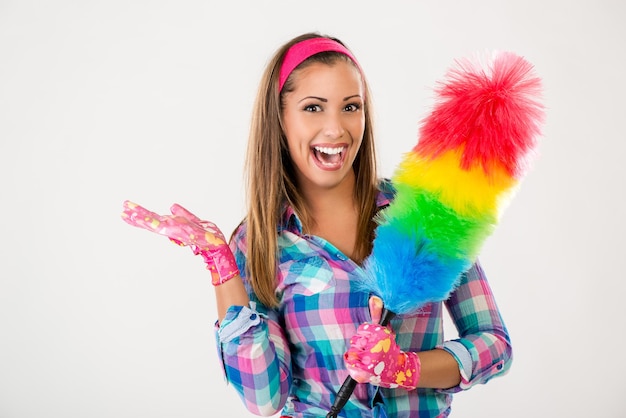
[416,52,544,179]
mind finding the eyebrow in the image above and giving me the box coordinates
[298,94,362,103]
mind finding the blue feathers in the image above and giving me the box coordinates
[360,222,470,315]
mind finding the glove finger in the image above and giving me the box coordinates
[368,295,383,324]
[344,348,365,367]
[345,350,379,384]
[347,367,374,384]
[198,220,227,241]
[121,200,164,231]
[169,204,229,246]
[170,203,202,223]
[350,323,378,346]
[122,201,192,241]
[349,331,371,348]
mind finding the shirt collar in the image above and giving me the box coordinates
[280,204,303,234]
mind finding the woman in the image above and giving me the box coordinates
[122,32,512,417]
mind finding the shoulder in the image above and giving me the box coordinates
[376,178,396,207]
[230,220,248,254]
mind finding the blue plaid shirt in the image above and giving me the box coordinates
[215,181,512,417]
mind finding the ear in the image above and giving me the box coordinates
[368,295,383,324]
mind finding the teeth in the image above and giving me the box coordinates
[314,146,344,155]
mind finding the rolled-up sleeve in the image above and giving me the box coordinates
[440,261,513,392]
[214,302,292,416]
[212,226,292,416]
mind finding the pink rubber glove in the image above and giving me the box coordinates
[121,200,239,286]
[344,298,421,389]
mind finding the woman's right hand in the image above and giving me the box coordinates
[121,200,239,286]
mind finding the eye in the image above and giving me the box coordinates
[344,103,362,112]
[304,104,322,112]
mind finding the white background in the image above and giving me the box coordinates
[1,1,624,417]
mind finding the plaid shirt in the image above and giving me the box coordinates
[215,181,512,417]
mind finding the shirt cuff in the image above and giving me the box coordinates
[217,304,262,343]
[443,340,472,388]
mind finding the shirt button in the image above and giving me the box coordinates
[250,313,257,321]
[336,253,347,261]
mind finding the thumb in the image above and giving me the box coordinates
[368,295,383,325]
[170,203,201,222]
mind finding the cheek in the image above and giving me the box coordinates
[348,116,366,145]
[284,114,317,144]
[285,136,302,159]
[349,112,365,134]
[281,108,301,143]
[284,131,312,163]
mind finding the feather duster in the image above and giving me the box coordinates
[327,51,544,417]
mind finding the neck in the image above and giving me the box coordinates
[300,172,357,220]
[297,173,360,258]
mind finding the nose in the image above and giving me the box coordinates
[323,112,345,139]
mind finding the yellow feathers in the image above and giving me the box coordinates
[393,149,518,219]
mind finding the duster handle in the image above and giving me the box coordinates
[326,307,397,417]
[379,307,396,327]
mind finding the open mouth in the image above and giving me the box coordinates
[312,145,345,168]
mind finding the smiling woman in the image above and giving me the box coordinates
[122,32,513,417]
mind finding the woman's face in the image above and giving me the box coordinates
[282,60,365,194]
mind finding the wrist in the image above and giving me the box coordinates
[194,245,240,286]
[400,351,421,390]
[377,348,420,390]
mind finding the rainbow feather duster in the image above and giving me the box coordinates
[361,51,544,315]
[327,51,544,417]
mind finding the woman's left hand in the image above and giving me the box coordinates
[344,322,421,390]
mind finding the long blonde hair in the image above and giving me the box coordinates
[243,33,379,307]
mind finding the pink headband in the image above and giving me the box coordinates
[278,37,361,91]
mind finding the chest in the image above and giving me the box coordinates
[308,213,358,260]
